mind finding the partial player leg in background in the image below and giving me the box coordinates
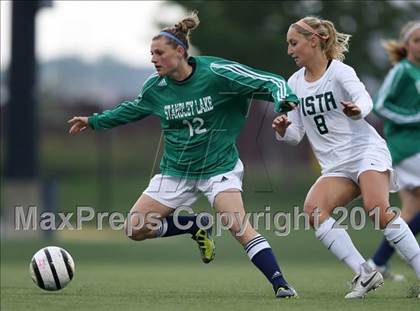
[369,188,420,281]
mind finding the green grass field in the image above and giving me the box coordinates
[1,225,419,311]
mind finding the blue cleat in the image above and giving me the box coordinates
[275,285,298,299]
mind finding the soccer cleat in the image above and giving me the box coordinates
[367,259,406,282]
[191,226,215,264]
[275,285,298,299]
[344,271,384,299]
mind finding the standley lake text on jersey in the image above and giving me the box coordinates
[164,96,214,120]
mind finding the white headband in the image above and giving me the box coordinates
[403,22,420,43]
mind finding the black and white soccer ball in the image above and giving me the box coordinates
[29,246,75,291]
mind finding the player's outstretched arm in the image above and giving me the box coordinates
[68,116,89,134]
[272,109,305,146]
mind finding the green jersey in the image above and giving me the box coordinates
[88,56,298,178]
[374,59,420,165]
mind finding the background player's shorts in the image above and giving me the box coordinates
[143,160,244,209]
[394,153,420,190]
[320,148,399,192]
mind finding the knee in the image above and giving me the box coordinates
[125,227,149,241]
[124,216,150,241]
[304,201,319,227]
[363,196,389,212]
[125,229,148,241]
[364,198,392,229]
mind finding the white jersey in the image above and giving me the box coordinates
[277,60,390,174]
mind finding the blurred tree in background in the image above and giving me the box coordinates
[3,1,417,219]
[171,0,419,83]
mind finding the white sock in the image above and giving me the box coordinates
[384,216,420,279]
[315,217,365,274]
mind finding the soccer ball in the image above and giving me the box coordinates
[29,246,75,291]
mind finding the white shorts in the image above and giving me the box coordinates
[320,154,399,192]
[394,153,420,190]
[143,160,244,209]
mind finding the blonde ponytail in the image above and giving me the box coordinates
[291,16,351,61]
[321,20,351,61]
[383,21,419,65]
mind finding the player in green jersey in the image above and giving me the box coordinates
[68,11,298,298]
[369,21,420,286]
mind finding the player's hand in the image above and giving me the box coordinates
[341,101,361,118]
[68,116,89,134]
[272,114,291,137]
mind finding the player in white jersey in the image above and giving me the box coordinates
[273,16,420,299]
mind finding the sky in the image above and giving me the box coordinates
[0,1,185,69]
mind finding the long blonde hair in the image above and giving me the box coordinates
[153,11,200,58]
[291,16,351,61]
[382,20,420,65]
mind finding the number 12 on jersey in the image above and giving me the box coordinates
[183,117,207,137]
[313,115,328,135]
